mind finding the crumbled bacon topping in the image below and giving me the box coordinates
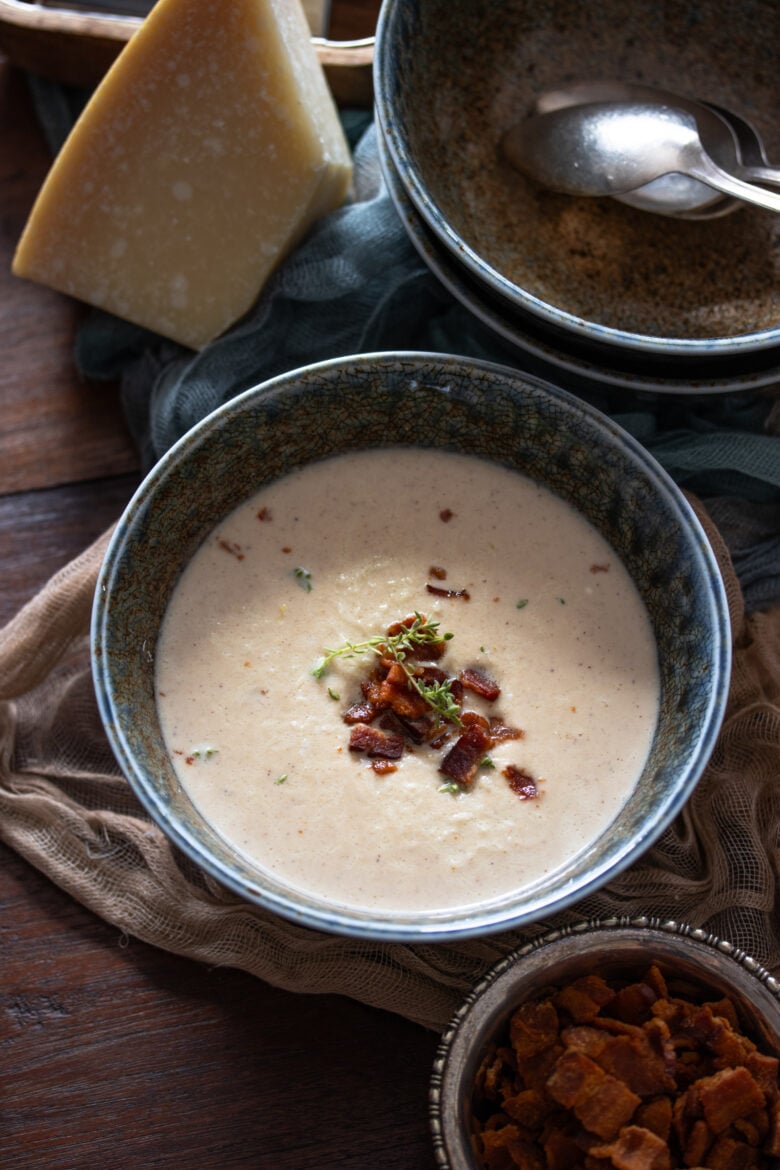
[340,614,533,797]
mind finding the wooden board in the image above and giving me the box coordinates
[0,0,375,104]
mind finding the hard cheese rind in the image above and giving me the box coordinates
[12,0,352,350]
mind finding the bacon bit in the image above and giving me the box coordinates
[429,565,447,580]
[281,546,292,554]
[379,710,432,744]
[489,717,525,741]
[378,662,430,719]
[370,758,398,775]
[386,614,448,659]
[257,507,272,521]
[695,1067,766,1134]
[184,755,195,765]
[343,700,376,725]
[591,563,610,573]
[439,508,454,522]
[217,537,245,560]
[384,661,409,688]
[440,723,492,788]
[348,723,405,759]
[503,764,539,799]
[547,1051,641,1139]
[461,711,491,733]
[427,583,471,600]
[361,675,386,709]
[417,664,448,685]
[460,666,501,701]
[766,1099,780,1156]
[429,726,453,751]
[385,615,419,635]
[590,1125,671,1170]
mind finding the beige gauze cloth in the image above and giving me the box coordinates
[1,499,779,1032]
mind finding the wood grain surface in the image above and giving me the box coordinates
[0,4,442,1165]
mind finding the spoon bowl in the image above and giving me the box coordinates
[531,82,779,218]
[535,83,738,217]
[502,99,780,216]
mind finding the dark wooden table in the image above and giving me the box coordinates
[0,5,443,1166]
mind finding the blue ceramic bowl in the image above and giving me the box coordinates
[92,353,730,940]
[374,0,780,361]
[430,917,780,1169]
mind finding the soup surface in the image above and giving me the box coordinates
[156,448,660,913]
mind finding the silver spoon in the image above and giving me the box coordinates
[532,82,779,216]
[534,83,735,217]
[502,101,780,215]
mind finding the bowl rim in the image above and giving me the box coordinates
[91,351,732,942]
[429,915,780,1169]
[373,1,780,359]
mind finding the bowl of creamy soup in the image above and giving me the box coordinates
[92,352,730,940]
[429,917,780,1170]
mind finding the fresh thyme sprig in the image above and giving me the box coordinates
[416,675,462,726]
[312,613,461,727]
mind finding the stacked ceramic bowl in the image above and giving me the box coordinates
[373,0,780,396]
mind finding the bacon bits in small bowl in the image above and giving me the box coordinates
[92,352,730,941]
[430,918,780,1170]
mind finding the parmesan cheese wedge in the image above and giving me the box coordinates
[12,0,353,350]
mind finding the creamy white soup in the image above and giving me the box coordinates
[156,448,660,913]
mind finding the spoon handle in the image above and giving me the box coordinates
[736,165,780,189]
[688,155,780,213]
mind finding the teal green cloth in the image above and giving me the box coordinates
[28,78,777,613]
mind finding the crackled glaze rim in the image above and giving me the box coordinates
[373,1,780,359]
[429,916,780,1169]
[92,352,731,942]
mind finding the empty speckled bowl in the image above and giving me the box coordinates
[374,0,780,361]
[377,128,780,396]
[430,917,780,1169]
[92,353,730,941]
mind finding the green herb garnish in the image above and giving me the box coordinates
[516,598,528,609]
[327,687,340,701]
[313,613,460,727]
[294,567,312,592]
[274,774,288,785]
[438,781,461,796]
